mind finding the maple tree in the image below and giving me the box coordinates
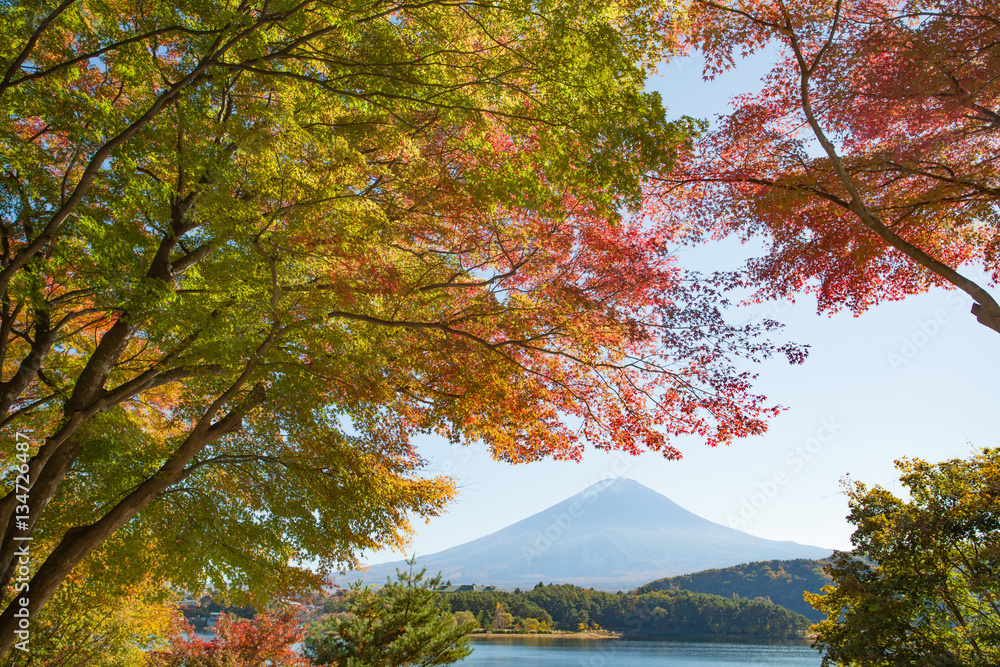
[806,449,1000,666]
[648,0,1000,333]
[0,567,174,667]
[150,611,309,667]
[0,0,802,654]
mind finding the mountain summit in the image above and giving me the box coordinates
[349,477,830,589]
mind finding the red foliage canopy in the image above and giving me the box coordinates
[649,0,1000,334]
[150,612,310,667]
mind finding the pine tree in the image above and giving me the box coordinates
[304,563,475,667]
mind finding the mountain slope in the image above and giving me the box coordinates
[347,478,831,590]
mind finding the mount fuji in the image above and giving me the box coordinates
[346,478,831,590]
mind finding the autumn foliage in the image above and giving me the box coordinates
[649,0,1000,332]
[0,568,174,667]
[150,612,309,667]
[0,0,801,653]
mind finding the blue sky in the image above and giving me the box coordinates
[361,49,1000,566]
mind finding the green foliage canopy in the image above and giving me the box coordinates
[808,448,1000,666]
[305,565,475,667]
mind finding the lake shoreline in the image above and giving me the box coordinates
[471,630,620,640]
[469,631,814,644]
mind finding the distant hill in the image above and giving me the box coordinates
[443,583,811,638]
[344,478,831,590]
[635,558,833,621]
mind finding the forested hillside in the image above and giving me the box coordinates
[442,583,810,638]
[635,559,831,621]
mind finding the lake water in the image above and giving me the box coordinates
[461,637,822,666]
